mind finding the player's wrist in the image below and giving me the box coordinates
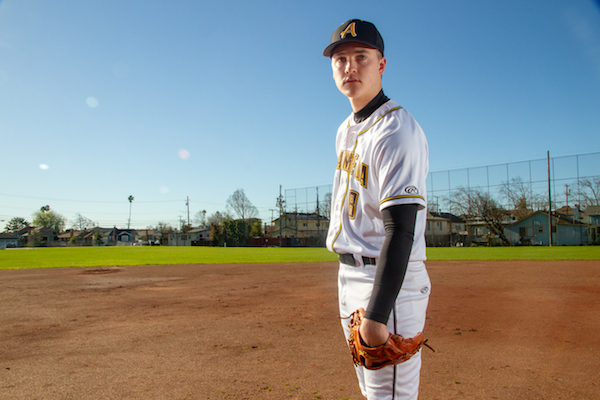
[363,309,389,325]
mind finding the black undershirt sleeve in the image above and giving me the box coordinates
[364,203,419,325]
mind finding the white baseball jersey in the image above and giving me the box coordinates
[326,99,428,262]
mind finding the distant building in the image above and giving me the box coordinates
[504,211,588,246]
[426,212,467,247]
[0,232,19,249]
[269,212,329,246]
[167,226,211,246]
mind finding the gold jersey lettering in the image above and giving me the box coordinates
[350,153,359,175]
[359,164,368,188]
[342,150,354,172]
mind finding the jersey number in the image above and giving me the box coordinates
[348,191,358,220]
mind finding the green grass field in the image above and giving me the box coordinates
[1,245,599,270]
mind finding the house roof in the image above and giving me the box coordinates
[276,213,328,223]
[21,227,57,237]
[428,212,465,223]
[0,232,19,239]
[512,211,588,226]
[584,205,600,216]
[171,226,210,234]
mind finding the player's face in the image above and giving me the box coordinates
[331,42,386,111]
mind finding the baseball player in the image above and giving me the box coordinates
[324,19,431,399]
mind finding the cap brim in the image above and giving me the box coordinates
[322,40,378,57]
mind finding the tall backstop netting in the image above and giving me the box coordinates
[427,152,600,213]
[284,184,334,217]
[285,152,600,218]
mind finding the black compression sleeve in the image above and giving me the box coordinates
[364,204,418,324]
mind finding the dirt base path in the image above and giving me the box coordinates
[1,260,599,399]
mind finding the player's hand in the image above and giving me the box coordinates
[359,318,390,367]
[359,318,389,346]
[360,318,390,367]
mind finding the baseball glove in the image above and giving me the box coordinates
[346,308,432,370]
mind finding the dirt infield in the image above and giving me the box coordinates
[1,260,598,399]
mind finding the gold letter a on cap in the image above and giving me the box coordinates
[340,22,357,39]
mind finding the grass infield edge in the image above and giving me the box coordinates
[1,246,599,270]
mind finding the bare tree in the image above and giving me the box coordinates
[153,221,174,245]
[576,177,600,207]
[226,189,258,221]
[499,177,546,219]
[71,213,96,230]
[320,192,332,220]
[446,187,511,246]
[193,209,207,227]
[70,213,96,245]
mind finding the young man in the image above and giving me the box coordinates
[324,19,431,399]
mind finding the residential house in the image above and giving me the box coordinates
[167,226,211,246]
[18,227,58,247]
[58,229,84,245]
[462,212,518,246]
[137,229,162,245]
[106,228,139,246]
[0,232,19,248]
[504,211,588,246]
[581,205,600,244]
[426,212,467,247]
[57,228,117,246]
[269,212,329,246]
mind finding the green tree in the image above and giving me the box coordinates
[27,229,42,247]
[208,211,225,245]
[93,228,104,246]
[4,217,30,233]
[249,218,263,237]
[32,206,66,232]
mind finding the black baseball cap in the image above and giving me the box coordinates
[323,19,384,57]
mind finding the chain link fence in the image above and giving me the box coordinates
[284,152,600,218]
[428,152,600,213]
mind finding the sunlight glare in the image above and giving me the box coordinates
[86,97,99,108]
[178,149,190,160]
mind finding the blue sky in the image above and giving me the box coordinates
[1,0,599,231]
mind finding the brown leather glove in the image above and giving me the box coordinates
[346,308,431,370]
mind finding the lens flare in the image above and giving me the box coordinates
[86,97,99,108]
[178,149,190,160]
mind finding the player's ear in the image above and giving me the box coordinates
[379,57,387,76]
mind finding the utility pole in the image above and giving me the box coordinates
[269,208,277,238]
[316,187,320,234]
[547,151,552,247]
[127,195,134,229]
[276,185,285,247]
[186,196,190,226]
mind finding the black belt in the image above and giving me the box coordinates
[338,253,377,266]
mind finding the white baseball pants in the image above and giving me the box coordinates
[338,260,431,400]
